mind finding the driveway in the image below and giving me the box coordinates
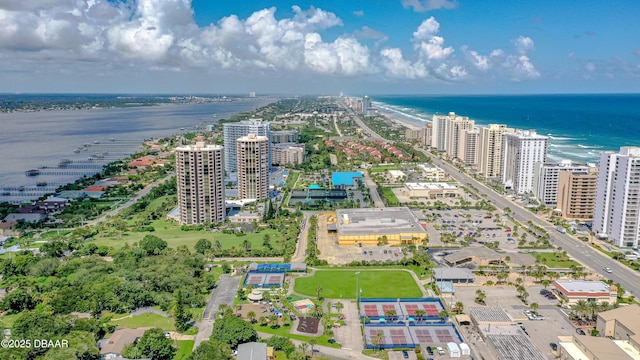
[193,275,241,348]
[335,300,364,354]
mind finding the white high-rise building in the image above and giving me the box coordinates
[594,147,640,247]
[502,130,548,194]
[237,134,269,201]
[533,160,592,207]
[362,95,372,115]
[431,112,474,154]
[176,142,225,225]
[478,124,514,178]
[223,119,271,173]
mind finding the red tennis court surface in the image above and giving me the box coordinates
[408,325,461,344]
[365,324,462,349]
[359,302,402,319]
[243,271,285,288]
[366,327,412,347]
[401,302,443,318]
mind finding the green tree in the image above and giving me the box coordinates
[335,302,344,314]
[126,328,175,360]
[211,314,258,349]
[247,311,257,324]
[194,239,212,255]
[139,235,167,255]
[173,289,190,332]
[189,340,233,360]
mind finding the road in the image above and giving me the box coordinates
[413,144,640,295]
[87,175,174,226]
[341,99,385,142]
[291,212,313,263]
[362,172,385,208]
[347,104,640,295]
[194,275,242,348]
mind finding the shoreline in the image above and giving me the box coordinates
[375,107,423,130]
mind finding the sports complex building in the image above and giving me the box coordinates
[333,207,427,246]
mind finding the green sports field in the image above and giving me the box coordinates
[293,270,422,299]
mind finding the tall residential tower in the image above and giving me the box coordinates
[478,124,514,178]
[223,119,271,173]
[176,142,225,225]
[237,134,269,201]
[594,147,640,247]
[501,130,548,194]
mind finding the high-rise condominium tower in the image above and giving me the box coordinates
[237,134,269,200]
[478,124,514,178]
[223,119,271,173]
[176,142,225,225]
[594,147,640,247]
[501,130,548,194]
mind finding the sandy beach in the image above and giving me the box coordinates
[375,107,424,130]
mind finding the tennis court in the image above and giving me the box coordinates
[401,299,445,320]
[360,301,402,320]
[365,326,415,349]
[243,271,285,288]
[408,324,462,344]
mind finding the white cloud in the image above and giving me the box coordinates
[0,1,543,89]
[353,10,364,17]
[513,36,535,54]
[413,17,440,40]
[402,0,458,12]
[585,62,596,72]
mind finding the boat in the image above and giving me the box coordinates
[59,159,72,167]
[1,191,10,196]
[110,138,115,141]
[36,181,47,187]
[18,186,25,192]
[25,169,40,176]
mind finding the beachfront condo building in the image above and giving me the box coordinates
[423,123,433,146]
[237,134,269,201]
[557,168,598,220]
[223,119,271,173]
[501,130,549,194]
[533,160,594,207]
[594,147,640,247]
[458,129,480,166]
[478,124,514,179]
[176,142,225,225]
[362,95,372,115]
[431,112,475,157]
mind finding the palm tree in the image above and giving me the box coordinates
[530,302,539,313]
[247,311,257,323]
[316,286,323,300]
[268,314,279,328]
[541,279,551,289]
[335,302,344,314]
[454,301,464,314]
[521,291,529,304]
[438,310,449,320]
[376,332,384,351]
[259,316,267,326]
[308,337,318,354]
[571,300,589,321]
[414,309,426,321]
[385,309,397,322]
[298,342,309,357]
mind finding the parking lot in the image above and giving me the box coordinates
[453,282,575,360]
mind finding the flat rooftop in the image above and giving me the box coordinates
[487,334,547,360]
[405,182,457,190]
[554,280,610,294]
[469,307,513,323]
[336,208,426,236]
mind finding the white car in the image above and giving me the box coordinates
[604,267,613,273]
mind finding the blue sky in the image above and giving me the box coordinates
[0,0,638,94]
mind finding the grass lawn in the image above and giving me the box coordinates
[40,230,71,239]
[380,187,399,206]
[91,217,279,252]
[533,252,580,268]
[110,313,174,330]
[0,313,21,328]
[173,340,194,360]
[369,165,402,173]
[294,270,422,299]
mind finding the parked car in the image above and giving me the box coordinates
[426,346,434,355]
[550,342,558,351]
[402,350,409,358]
[576,328,586,335]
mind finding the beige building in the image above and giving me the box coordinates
[418,164,447,181]
[403,182,459,199]
[237,134,269,200]
[597,304,640,342]
[271,143,304,165]
[558,334,640,360]
[423,123,432,146]
[387,170,407,182]
[557,168,598,220]
[458,129,479,166]
[478,124,514,178]
[405,128,424,142]
[176,142,225,225]
[334,208,426,246]
[444,114,475,159]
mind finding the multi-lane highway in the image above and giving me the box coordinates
[414,145,640,295]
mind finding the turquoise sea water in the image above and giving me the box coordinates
[374,94,640,163]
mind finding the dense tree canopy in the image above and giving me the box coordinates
[189,340,233,360]
[211,314,258,349]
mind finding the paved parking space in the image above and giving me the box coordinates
[203,275,241,320]
[334,300,363,353]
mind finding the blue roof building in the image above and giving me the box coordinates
[331,172,363,189]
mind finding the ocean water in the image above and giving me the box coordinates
[0,99,273,203]
[374,94,640,163]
